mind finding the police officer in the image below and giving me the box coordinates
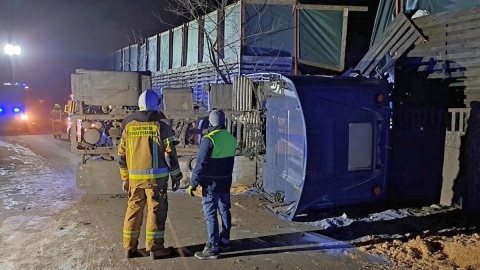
[118,90,183,260]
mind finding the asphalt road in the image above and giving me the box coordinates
[0,133,387,270]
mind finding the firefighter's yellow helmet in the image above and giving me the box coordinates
[54,104,61,109]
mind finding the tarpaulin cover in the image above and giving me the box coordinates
[244,4,345,69]
[172,26,183,69]
[160,31,170,71]
[299,10,343,67]
[148,35,158,72]
[186,21,199,66]
[203,11,217,63]
[224,3,241,60]
[130,44,138,71]
[139,43,146,71]
[122,47,129,71]
[371,0,480,45]
[244,4,294,57]
[406,0,479,14]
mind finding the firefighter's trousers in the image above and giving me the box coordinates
[123,187,168,252]
[52,120,62,137]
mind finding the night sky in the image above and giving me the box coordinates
[0,0,181,109]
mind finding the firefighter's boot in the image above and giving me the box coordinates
[149,246,174,260]
[124,249,141,259]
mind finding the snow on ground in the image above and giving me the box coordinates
[0,138,88,270]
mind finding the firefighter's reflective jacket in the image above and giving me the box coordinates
[50,109,63,121]
[118,111,182,189]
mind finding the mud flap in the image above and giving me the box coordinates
[76,159,122,194]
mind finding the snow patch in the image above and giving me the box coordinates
[308,209,411,230]
[0,140,52,176]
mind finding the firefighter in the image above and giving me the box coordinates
[49,104,64,139]
[187,109,237,259]
[118,89,183,260]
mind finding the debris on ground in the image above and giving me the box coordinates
[184,185,252,197]
[359,232,480,270]
[302,203,480,270]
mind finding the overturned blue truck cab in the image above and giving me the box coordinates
[254,75,390,220]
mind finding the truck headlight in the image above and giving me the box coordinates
[21,114,28,120]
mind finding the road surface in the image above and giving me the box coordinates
[0,133,386,270]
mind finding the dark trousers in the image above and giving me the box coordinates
[201,189,231,251]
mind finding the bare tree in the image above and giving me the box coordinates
[157,0,288,84]
[122,29,147,71]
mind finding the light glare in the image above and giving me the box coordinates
[4,44,21,55]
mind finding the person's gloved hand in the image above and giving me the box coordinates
[187,185,195,197]
[122,180,129,192]
[172,180,181,192]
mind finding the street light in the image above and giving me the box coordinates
[4,44,21,55]
[4,44,21,83]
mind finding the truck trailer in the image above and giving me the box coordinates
[69,69,390,220]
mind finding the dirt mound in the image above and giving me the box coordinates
[359,233,480,269]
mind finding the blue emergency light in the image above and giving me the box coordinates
[0,107,3,113]
[13,107,21,113]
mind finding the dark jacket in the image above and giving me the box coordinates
[190,125,237,193]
